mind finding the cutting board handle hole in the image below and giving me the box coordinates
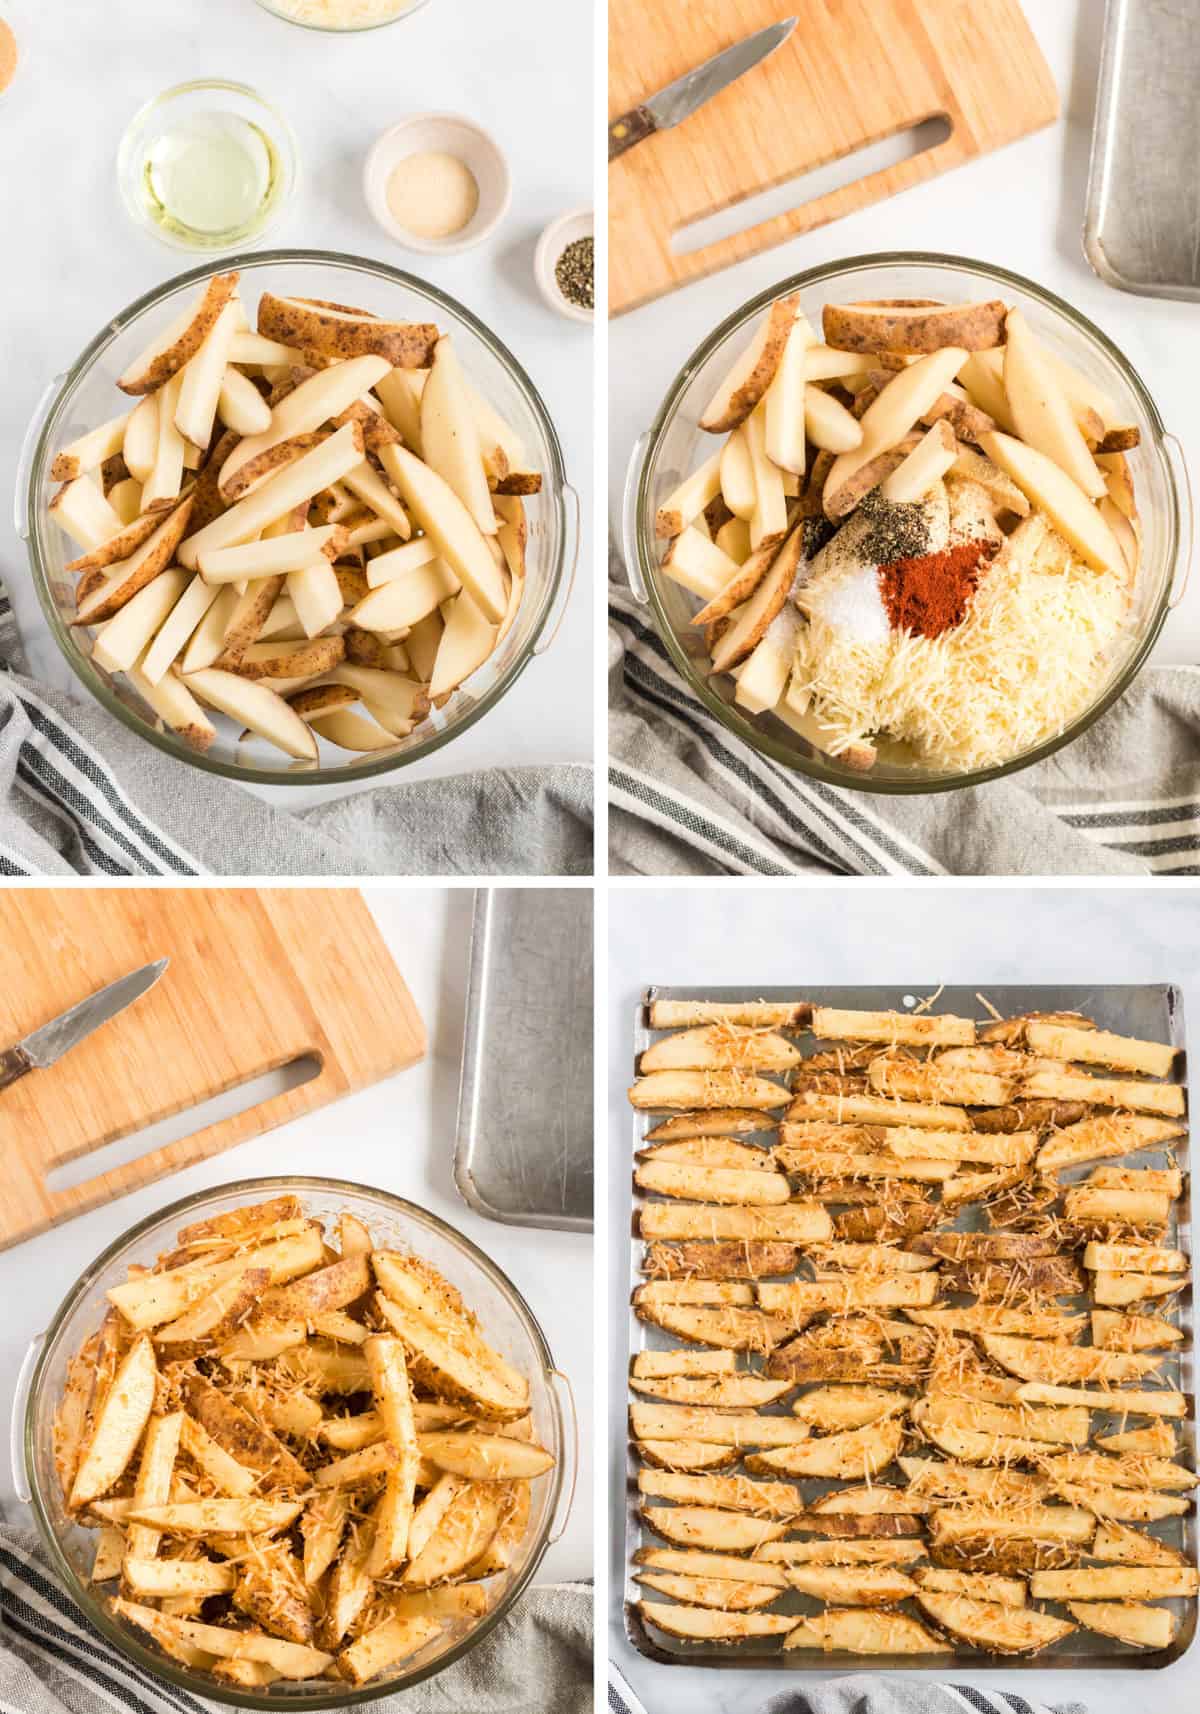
[43,1055,323,1195]
[669,114,952,256]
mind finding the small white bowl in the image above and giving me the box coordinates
[363,114,510,256]
[534,207,594,323]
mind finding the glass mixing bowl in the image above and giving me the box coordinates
[622,252,1191,795]
[252,0,432,30]
[13,1176,577,1710]
[19,250,577,786]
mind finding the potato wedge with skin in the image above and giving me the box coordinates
[92,570,194,677]
[1034,1566,1199,1601]
[759,1539,925,1568]
[400,1479,508,1588]
[793,1386,912,1432]
[183,669,318,761]
[75,495,196,627]
[823,299,1006,355]
[824,347,969,512]
[114,1600,333,1679]
[125,1558,237,1599]
[638,1467,804,1517]
[922,1393,1088,1446]
[699,297,799,434]
[49,476,126,553]
[745,1417,903,1481]
[234,1561,317,1645]
[52,412,134,485]
[1025,1021,1175,1079]
[180,1414,258,1496]
[218,365,273,435]
[640,1600,794,1643]
[812,1484,927,1515]
[630,1070,789,1113]
[1003,309,1106,500]
[916,1593,1073,1654]
[638,1439,739,1472]
[256,295,436,367]
[649,1000,811,1030]
[654,451,724,539]
[178,421,364,570]
[184,1375,309,1488]
[1091,1520,1187,1565]
[634,1160,789,1207]
[69,1336,158,1509]
[758,1275,938,1316]
[155,1266,268,1351]
[1071,1204,1175,1242]
[785,1609,949,1654]
[630,1402,811,1450]
[1084,1242,1186,1275]
[631,1348,737,1379]
[638,1136,777,1172]
[337,1615,442,1687]
[883,1127,1036,1167]
[429,591,497,699]
[126,1498,303,1534]
[1036,1113,1185,1174]
[378,444,506,621]
[1066,1601,1175,1650]
[641,1239,798,1279]
[1016,1380,1186,1417]
[786,1565,917,1606]
[117,274,240,395]
[641,1508,792,1563]
[977,431,1124,574]
[419,1431,553,1482]
[785,1091,969,1130]
[1097,1421,1178,1456]
[639,1203,831,1243]
[1039,1450,1196,1493]
[637,1547,787,1588]
[913,1404,1073,1467]
[129,663,216,752]
[634,1301,794,1351]
[218,356,391,497]
[635,1571,783,1611]
[372,1293,529,1423]
[979,1334,1162,1386]
[1023,1066,1185,1117]
[709,525,804,676]
[629,1373,794,1409]
[867,1058,1012,1107]
[914,1569,1026,1607]
[65,505,170,576]
[420,335,497,537]
[641,1025,802,1075]
[1054,1484,1189,1523]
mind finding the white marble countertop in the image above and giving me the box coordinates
[0,0,593,810]
[608,0,1199,667]
[608,883,1200,1712]
[0,887,593,1585]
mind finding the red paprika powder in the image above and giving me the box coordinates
[877,537,999,639]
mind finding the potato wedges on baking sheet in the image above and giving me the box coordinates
[623,985,1195,1670]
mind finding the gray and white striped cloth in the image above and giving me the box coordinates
[0,574,592,878]
[610,1662,1085,1714]
[610,574,1200,878]
[0,1525,593,1714]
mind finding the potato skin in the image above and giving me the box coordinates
[119,273,240,395]
[258,294,437,368]
[822,299,1007,355]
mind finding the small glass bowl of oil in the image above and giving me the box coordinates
[118,80,297,253]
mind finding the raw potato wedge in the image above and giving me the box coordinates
[699,297,799,434]
[1003,309,1106,500]
[639,1600,795,1642]
[257,294,437,367]
[117,273,240,394]
[823,300,1006,355]
[655,451,723,538]
[784,1609,949,1654]
[977,431,1125,574]
[1066,1601,1176,1650]
[915,1593,1074,1654]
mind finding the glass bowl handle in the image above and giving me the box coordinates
[547,1366,579,1544]
[621,433,651,604]
[10,1334,44,1504]
[14,375,66,542]
[533,482,581,657]
[1164,431,1194,611]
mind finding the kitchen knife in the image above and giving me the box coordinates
[0,959,168,1092]
[609,18,797,162]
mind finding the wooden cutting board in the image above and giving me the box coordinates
[0,889,425,1250]
[609,0,1058,315]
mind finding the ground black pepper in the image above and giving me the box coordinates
[555,236,593,310]
[854,487,935,565]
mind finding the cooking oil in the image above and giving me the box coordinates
[141,112,281,247]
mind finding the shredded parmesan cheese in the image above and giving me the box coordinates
[793,523,1129,770]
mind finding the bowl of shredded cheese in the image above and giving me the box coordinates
[253,0,432,30]
[625,253,1186,795]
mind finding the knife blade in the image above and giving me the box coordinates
[609,18,797,162]
[0,959,168,1092]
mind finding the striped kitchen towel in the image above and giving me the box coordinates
[610,1667,1086,1714]
[610,575,1200,877]
[0,572,592,877]
[0,1526,593,1714]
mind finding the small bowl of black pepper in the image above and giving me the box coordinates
[534,206,593,324]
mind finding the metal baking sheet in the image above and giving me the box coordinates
[454,889,593,1232]
[1084,0,1200,298]
[623,983,1193,1670]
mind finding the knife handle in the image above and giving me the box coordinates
[609,106,657,162]
[0,1045,33,1094]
